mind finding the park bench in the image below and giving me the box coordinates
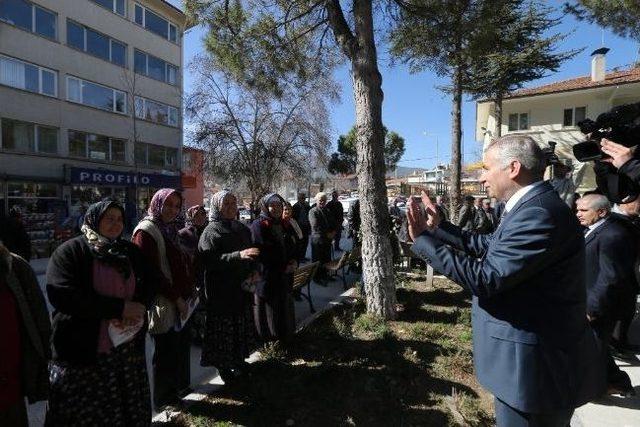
[324,250,351,289]
[292,261,319,313]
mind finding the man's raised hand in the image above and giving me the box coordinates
[407,190,440,241]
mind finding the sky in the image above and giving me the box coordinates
[170,1,639,170]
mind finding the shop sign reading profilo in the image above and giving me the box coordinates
[68,167,181,188]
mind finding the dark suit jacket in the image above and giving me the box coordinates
[412,182,605,413]
[584,217,637,318]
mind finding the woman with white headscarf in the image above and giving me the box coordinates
[198,190,260,383]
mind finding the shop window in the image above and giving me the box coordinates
[134,3,179,43]
[1,0,57,40]
[1,118,58,154]
[68,130,87,157]
[133,49,178,85]
[0,55,58,97]
[88,134,109,160]
[66,76,126,114]
[66,20,127,67]
[91,0,125,17]
[148,144,166,167]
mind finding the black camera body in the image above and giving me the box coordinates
[572,102,640,162]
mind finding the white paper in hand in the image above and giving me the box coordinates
[175,296,200,331]
[108,319,144,347]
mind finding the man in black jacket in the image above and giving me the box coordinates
[576,193,636,396]
[292,193,311,261]
[325,190,344,251]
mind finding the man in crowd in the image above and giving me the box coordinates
[481,198,498,232]
[435,195,450,222]
[292,193,311,262]
[456,195,476,231]
[309,192,336,283]
[576,194,636,396]
[0,242,50,424]
[407,135,604,426]
[611,195,640,352]
[473,197,492,234]
[325,190,345,251]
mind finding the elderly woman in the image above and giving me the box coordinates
[251,194,298,342]
[46,200,155,425]
[132,189,195,407]
[308,191,336,283]
[198,190,260,383]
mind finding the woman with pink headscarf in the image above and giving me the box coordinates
[132,188,195,407]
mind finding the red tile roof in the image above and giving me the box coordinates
[504,67,640,99]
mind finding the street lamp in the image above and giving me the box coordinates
[422,131,440,167]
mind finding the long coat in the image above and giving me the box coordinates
[198,220,257,315]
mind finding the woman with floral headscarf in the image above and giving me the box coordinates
[250,193,298,342]
[46,199,156,425]
[198,190,260,383]
[132,188,195,407]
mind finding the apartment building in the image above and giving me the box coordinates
[0,0,188,256]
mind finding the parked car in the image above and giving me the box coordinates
[238,208,252,222]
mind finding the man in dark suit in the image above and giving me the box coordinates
[456,195,476,231]
[325,190,344,251]
[576,194,636,396]
[407,135,605,426]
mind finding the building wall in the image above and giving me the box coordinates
[181,148,205,208]
[476,82,640,190]
[0,0,186,256]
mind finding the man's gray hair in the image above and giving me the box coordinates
[486,135,546,178]
[582,194,611,212]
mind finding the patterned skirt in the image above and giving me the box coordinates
[46,338,151,427]
[201,304,258,369]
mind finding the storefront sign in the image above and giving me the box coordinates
[69,167,181,188]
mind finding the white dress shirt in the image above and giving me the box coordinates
[503,181,546,215]
[584,217,607,238]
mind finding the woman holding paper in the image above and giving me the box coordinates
[198,190,260,384]
[46,200,156,425]
[132,189,195,407]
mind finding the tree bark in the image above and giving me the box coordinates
[350,0,396,319]
[449,65,463,220]
[494,95,503,138]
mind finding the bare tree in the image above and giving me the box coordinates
[185,56,335,205]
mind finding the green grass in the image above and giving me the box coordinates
[167,275,493,426]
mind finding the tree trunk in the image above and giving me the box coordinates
[449,66,463,220]
[494,95,503,138]
[351,0,396,319]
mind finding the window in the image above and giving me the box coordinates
[133,49,179,85]
[1,118,58,154]
[90,0,126,17]
[66,20,127,67]
[135,142,178,168]
[563,106,587,127]
[135,96,179,127]
[134,3,179,43]
[0,55,57,97]
[0,0,56,39]
[68,130,127,162]
[66,76,127,114]
[508,113,529,132]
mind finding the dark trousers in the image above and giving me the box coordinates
[0,399,28,427]
[590,316,633,389]
[494,398,573,427]
[153,322,192,406]
[311,235,331,279]
[333,227,342,250]
[298,233,310,262]
[613,292,638,346]
[254,286,294,342]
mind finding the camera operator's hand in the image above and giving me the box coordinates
[600,139,635,168]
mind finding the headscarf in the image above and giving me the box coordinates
[260,193,285,221]
[209,190,233,221]
[81,199,132,278]
[186,205,206,226]
[146,188,182,243]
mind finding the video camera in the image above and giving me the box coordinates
[573,102,640,162]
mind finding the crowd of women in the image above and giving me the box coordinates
[2,187,335,426]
